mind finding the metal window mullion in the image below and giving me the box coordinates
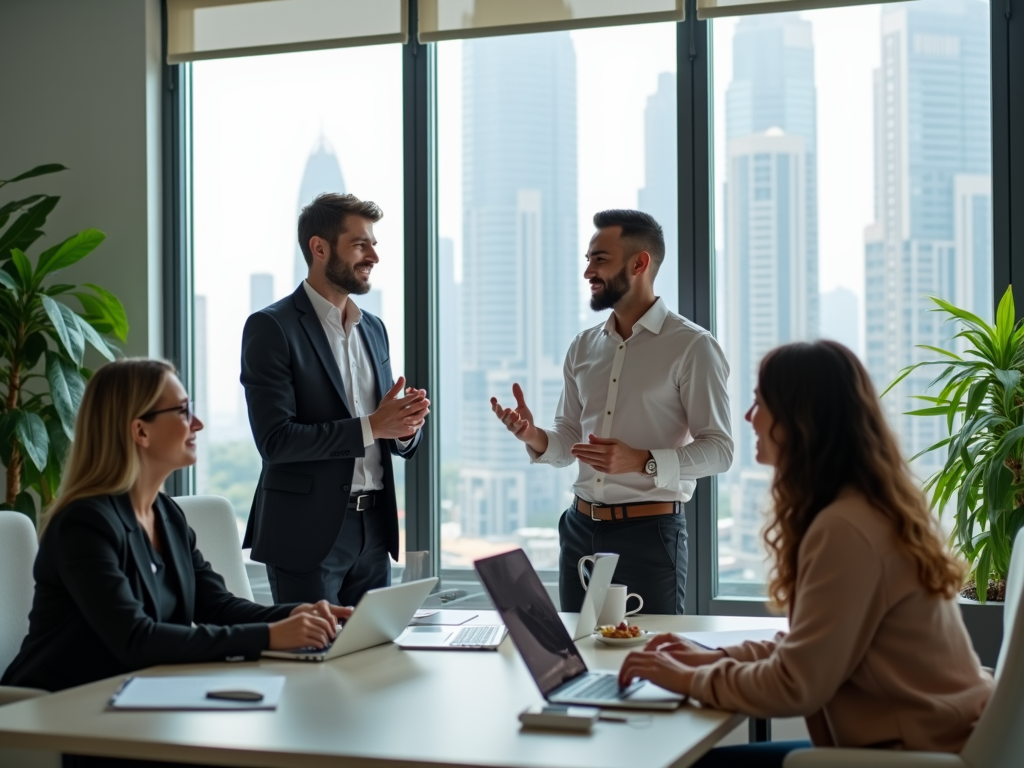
[1000,0,1024,316]
[678,1,715,616]
[402,0,440,569]
[162,0,193,497]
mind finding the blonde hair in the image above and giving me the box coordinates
[757,341,965,611]
[40,358,176,533]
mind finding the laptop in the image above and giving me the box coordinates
[475,550,684,710]
[262,577,438,661]
[395,620,508,651]
[566,552,619,641]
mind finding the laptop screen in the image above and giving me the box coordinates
[475,549,587,697]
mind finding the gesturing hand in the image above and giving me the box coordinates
[618,650,696,696]
[369,376,430,440]
[490,383,547,453]
[571,434,648,475]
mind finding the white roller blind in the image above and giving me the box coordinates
[696,0,906,20]
[417,0,685,43]
[166,0,407,63]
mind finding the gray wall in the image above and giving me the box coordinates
[0,0,164,359]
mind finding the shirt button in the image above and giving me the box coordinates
[619,344,624,349]
[597,478,602,482]
[607,410,611,415]
[612,378,616,382]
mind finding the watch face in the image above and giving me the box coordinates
[646,459,657,475]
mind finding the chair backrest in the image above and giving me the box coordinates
[171,495,254,601]
[0,512,38,675]
[961,527,1024,768]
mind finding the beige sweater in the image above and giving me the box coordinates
[689,490,993,752]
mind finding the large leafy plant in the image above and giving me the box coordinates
[886,286,1024,602]
[0,164,127,520]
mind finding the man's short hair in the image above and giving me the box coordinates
[593,209,666,275]
[297,193,383,266]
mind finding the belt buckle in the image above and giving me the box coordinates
[355,493,371,512]
[588,501,606,521]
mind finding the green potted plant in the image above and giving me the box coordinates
[0,164,128,522]
[885,286,1024,604]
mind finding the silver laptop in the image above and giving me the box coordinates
[395,620,508,651]
[475,550,683,710]
[567,552,619,640]
[262,577,438,661]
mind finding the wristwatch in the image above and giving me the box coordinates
[644,454,657,477]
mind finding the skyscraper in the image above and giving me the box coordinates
[458,32,578,538]
[294,138,346,288]
[194,294,209,495]
[720,13,820,581]
[864,0,991,472]
[638,72,678,310]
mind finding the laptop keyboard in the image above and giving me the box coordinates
[562,674,624,701]
[449,625,502,647]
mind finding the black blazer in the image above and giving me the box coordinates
[240,284,419,571]
[0,493,294,692]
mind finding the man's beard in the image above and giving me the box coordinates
[589,263,631,311]
[324,245,371,296]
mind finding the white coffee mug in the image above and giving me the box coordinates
[596,584,643,626]
[578,554,599,591]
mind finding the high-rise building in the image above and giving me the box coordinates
[864,0,991,473]
[458,32,579,539]
[194,295,209,494]
[638,71,678,309]
[719,13,820,581]
[294,138,346,288]
[438,237,461,461]
[820,286,861,357]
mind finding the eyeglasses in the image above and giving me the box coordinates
[140,400,195,423]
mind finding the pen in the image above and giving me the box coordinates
[108,677,133,707]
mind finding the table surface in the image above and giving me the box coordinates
[0,612,787,768]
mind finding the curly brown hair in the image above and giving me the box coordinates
[757,340,964,611]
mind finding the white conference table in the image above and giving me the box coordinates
[0,612,786,768]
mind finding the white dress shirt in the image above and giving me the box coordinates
[303,281,407,493]
[528,297,733,504]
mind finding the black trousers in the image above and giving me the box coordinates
[691,741,812,767]
[558,504,687,614]
[266,504,391,606]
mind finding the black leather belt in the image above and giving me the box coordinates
[348,491,381,511]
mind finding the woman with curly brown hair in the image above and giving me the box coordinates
[619,340,993,767]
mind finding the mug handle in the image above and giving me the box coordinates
[578,555,596,591]
[624,593,644,616]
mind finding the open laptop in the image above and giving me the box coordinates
[475,550,684,710]
[395,620,508,650]
[566,552,618,641]
[262,577,438,661]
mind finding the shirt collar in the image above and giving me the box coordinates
[602,297,669,338]
[303,280,361,330]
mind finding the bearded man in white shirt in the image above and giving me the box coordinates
[491,209,733,614]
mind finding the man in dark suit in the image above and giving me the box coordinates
[241,193,429,605]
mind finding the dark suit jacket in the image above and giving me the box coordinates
[0,493,295,692]
[240,284,419,571]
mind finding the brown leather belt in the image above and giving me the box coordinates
[574,496,679,522]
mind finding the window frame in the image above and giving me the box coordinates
[166,0,1024,613]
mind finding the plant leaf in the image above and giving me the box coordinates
[994,369,1021,417]
[73,314,115,361]
[9,247,33,289]
[14,410,49,472]
[0,196,59,257]
[0,268,18,296]
[78,283,128,342]
[46,352,85,439]
[40,295,85,365]
[35,229,106,280]
[0,163,68,185]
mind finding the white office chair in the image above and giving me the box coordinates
[0,512,56,766]
[785,527,1024,768]
[172,495,254,601]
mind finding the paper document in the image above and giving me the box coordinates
[108,675,285,711]
[679,628,783,650]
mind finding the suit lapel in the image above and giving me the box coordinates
[293,285,353,414]
[156,496,194,622]
[113,494,160,612]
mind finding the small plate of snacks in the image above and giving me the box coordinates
[592,622,653,647]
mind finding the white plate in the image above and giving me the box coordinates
[591,631,653,647]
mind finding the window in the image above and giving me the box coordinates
[712,0,992,596]
[436,25,677,570]
[191,46,406,551]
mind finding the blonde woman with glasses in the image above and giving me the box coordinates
[2,359,351,767]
